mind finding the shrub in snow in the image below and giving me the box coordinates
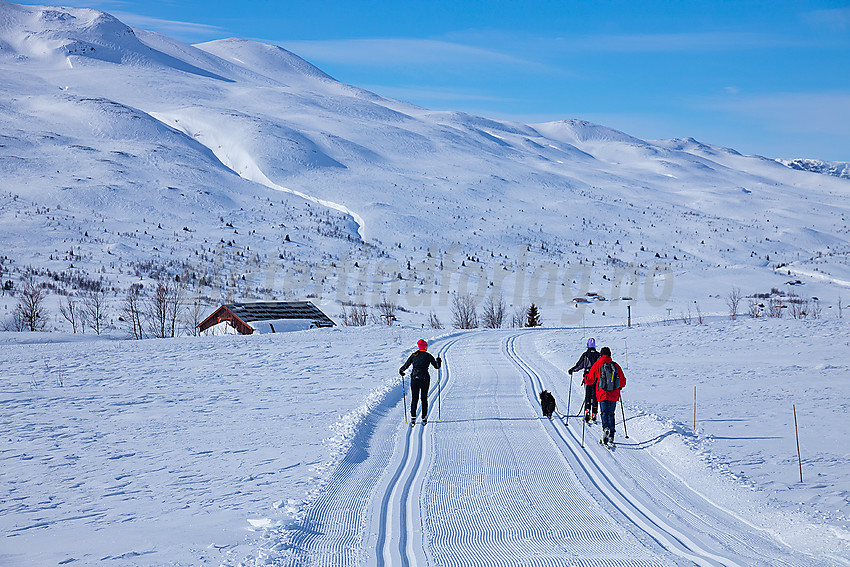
[15,277,48,332]
[451,294,478,329]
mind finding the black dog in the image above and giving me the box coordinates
[539,390,556,419]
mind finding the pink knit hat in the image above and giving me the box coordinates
[417,339,428,351]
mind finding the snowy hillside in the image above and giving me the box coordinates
[1,0,849,332]
[777,158,850,180]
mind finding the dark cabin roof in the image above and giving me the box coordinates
[225,301,335,327]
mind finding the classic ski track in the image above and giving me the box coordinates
[280,336,460,567]
[372,336,462,567]
[505,333,736,566]
[505,331,832,567]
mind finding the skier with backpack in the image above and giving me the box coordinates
[568,338,601,422]
[399,339,442,425]
[585,346,626,446]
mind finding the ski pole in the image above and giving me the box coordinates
[620,396,629,439]
[565,371,573,426]
[438,365,442,421]
[581,411,586,448]
[401,372,408,424]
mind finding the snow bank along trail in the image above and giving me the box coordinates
[277,330,844,566]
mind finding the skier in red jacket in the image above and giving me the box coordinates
[585,346,626,445]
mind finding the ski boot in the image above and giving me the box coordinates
[422,417,428,425]
[602,427,611,444]
[410,417,416,426]
[592,412,598,422]
[584,410,591,423]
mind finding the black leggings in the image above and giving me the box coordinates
[410,377,430,419]
[584,383,598,413]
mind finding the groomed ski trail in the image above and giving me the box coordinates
[275,331,844,566]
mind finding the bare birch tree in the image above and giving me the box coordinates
[184,294,208,336]
[122,285,144,340]
[84,288,109,335]
[481,293,506,329]
[59,294,82,333]
[726,287,743,320]
[451,293,478,329]
[16,278,48,332]
[148,281,184,338]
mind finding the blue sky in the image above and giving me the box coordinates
[17,0,850,160]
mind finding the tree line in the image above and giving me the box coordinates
[7,276,208,338]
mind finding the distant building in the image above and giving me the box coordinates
[198,301,335,336]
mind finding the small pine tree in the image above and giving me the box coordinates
[526,303,541,327]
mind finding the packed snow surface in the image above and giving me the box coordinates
[2,320,849,565]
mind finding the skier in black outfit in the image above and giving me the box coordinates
[568,338,601,422]
[399,339,442,425]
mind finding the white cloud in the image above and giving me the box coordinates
[275,38,555,73]
[112,11,224,39]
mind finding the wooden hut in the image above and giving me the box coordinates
[198,301,335,335]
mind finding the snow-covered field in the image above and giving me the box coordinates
[0,326,430,565]
[2,318,849,565]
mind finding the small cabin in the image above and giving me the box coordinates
[198,301,335,336]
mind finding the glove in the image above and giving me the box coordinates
[399,369,405,376]
[568,369,573,376]
[436,356,442,364]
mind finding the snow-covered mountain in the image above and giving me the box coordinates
[1,0,849,328]
[777,157,850,180]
